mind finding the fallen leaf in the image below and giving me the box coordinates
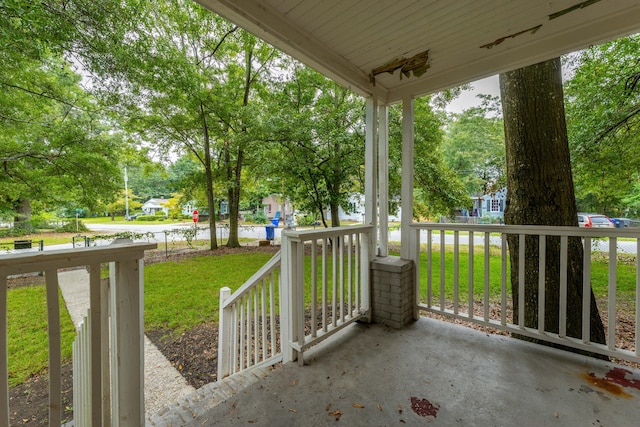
[289,408,297,413]
[291,379,297,386]
[326,403,332,411]
[248,420,257,423]
[377,403,382,411]
[328,409,342,420]
[179,364,183,370]
[352,403,364,408]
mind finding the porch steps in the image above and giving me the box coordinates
[145,366,272,426]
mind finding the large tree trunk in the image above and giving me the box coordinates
[330,203,340,227]
[225,144,242,248]
[500,58,606,346]
[13,198,34,233]
[226,48,253,248]
[201,103,218,250]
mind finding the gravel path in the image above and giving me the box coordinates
[57,269,195,416]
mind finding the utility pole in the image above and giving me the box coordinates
[281,178,285,226]
[124,166,129,219]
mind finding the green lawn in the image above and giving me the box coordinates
[412,246,638,306]
[8,286,75,387]
[0,232,83,247]
[144,251,275,331]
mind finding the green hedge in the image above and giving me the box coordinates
[137,215,164,221]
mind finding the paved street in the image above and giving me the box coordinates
[3,222,636,254]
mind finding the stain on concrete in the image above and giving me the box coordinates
[410,397,439,418]
[582,372,632,398]
[579,384,595,394]
[604,367,640,391]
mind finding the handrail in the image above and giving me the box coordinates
[410,223,640,363]
[218,251,282,379]
[220,252,281,308]
[0,242,155,273]
[0,242,155,427]
[281,225,373,365]
[218,224,375,378]
[283,224,374,242]
[411,222,640,238]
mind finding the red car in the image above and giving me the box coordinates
[578,213,614,228]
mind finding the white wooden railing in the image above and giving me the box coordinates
[218,225,374,377]
[73,310,101,426]
[410,223,640,362]
[281,225,373,365]
[0,242,155,427]
[218,251,282,379]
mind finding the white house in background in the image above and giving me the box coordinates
[326,193,402,223]
[181,200,229,217]
[141,197,169,216]
[470,187,507,220]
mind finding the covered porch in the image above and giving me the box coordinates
[168,318,640,426]
[4,1,640,425]
[189,0,640,425]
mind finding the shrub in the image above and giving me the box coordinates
[247,211,268,224]
[56,220,89,232]
[297,214,319,226]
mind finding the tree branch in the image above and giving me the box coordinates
[594,105,640,143]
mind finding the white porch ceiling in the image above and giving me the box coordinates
[196,0,640,104]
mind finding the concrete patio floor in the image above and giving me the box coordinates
[184,317,640,426]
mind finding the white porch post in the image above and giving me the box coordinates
[400,97,414,260]
[109,258,145,426]
[279,232,296,364]
[378,104,389,257]
[365,96,378,255]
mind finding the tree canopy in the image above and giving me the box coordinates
[443,105,506,196]
[262,64,366,227]
[389,97,468,219]
[1,0,501,228]
[565,35,640,216]
[1,2,124,223]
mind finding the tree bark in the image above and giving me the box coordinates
[201,102,218,250]
[13,198,34,233]
[226,47,253,248]
[225,142,242,248]
[330,203,340,227]
[500,58,606,346]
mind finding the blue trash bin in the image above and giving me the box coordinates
[265,224,275,240]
